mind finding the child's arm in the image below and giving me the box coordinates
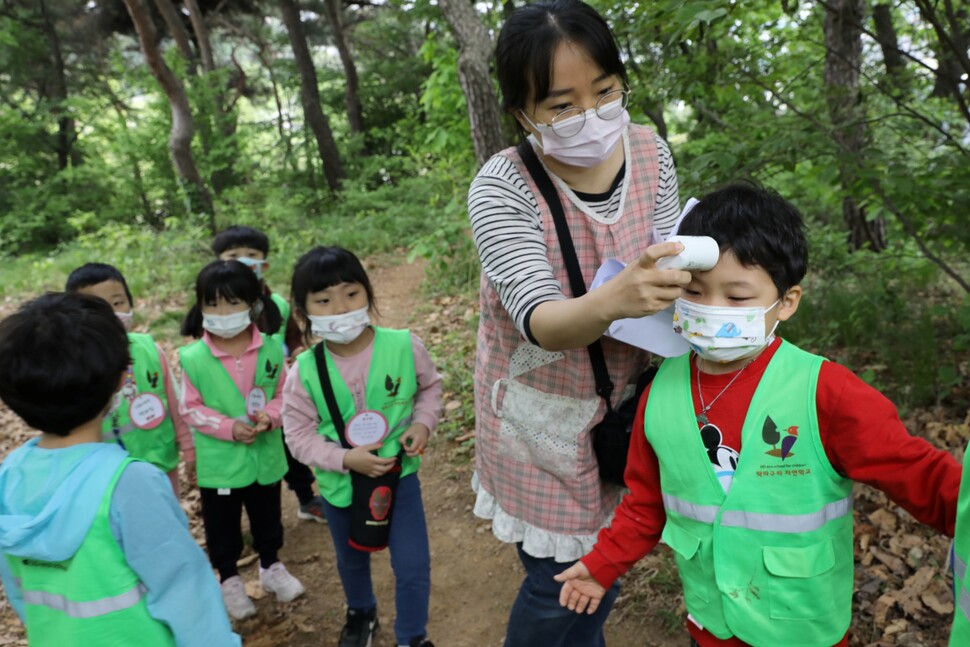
[110,462,240,647]
[158,346,194,465]
[399,334,443,457]
[260,358,289,431]
[0,551,24,621]
[281,367,349,472]
[178,367,237,442]
[556,387,668,609]
[819,362,962,535]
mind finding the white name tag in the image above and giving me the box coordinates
[129,393,165,430]
[345,411,389,447]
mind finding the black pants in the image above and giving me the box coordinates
[282,434,316,505]
[200,480,283,581]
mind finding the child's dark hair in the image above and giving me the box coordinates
[180,260,282,338]
[211,225,270,257]
[291,246,377,346]
[65,262,134,308]
[677,182,809,296]
[496,0,627,129]
[0,292,130,436]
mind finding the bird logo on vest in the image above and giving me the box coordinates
[147,370,159,389]
[385,374,401,398]
[763,415,798,460]
[265,359,279,380]
[369,486,393,521]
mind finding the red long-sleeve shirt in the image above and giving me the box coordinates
[581,338,961,647]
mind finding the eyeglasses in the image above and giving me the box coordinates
[528,89,630,138]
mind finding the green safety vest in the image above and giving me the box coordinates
[645,341,853,647]
[103,333,179,472]
[5,459,176,646]
[296,327,419,507]
[179,334,287,489]
[269,292,290,348]
[950,446,970,645]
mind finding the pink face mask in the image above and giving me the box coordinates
[522,102,630,168]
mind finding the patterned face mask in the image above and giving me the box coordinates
[235,257,267,281]
[308,306,371,345]
[202,310,252,339]
[673,298,781,363]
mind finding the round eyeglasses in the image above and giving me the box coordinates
[530,89,630,138]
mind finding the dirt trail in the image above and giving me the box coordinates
[237,257,681,646]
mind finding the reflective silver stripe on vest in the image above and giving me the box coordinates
[663,493,852,533]
[955,554,967,582]
[961,587,970,622]
[18,581,148,619]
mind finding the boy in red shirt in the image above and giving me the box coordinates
[555,183,961,646]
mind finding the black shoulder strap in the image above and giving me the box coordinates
[313,343,351,448]
[517,141,615,409]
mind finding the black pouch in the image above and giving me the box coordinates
[314,343,402,552]
[590,366,657,486]
[348,453,404,552]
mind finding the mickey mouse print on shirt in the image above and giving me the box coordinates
[700,422,739,493]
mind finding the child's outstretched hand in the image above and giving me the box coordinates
[343,442,397,478]
[250,410,272,433]
[232,421,258,445]
[554,561,606,615]
[400,423,430,457]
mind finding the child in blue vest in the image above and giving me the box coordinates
[555,183,962,647]
[0,292,239,646]
[66,262,194,496]
[178,260,304,620]
[212,225,327,523]
[281,246,442,647]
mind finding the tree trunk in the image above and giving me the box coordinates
[872,3,907,90]
[151,0,198,75]
[279,0,344,193]
[438,0,507,166]
[38,0,79,170]
[122,0,215,230]
[323,0,365,137]
[823,0,886,251]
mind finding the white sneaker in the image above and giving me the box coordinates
[221,575,257,620]
[259,561,305,602]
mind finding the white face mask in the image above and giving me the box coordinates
[235,257,267,281]
[115,310,134,332]
[308,306,371,345]
[522,102,630,168]
[202,310,252,339]
[673,298,781,363]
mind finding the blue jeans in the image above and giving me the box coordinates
[504,543,621,647]
[322,474,430,645]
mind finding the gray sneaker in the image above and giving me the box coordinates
[220,575,256,620]
[259,561,305,602]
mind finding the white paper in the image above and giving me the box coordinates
[590,198,700,357]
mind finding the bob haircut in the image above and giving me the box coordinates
[211,225,270,257]
[677,182,809,296]
[290,246,376,346]
[0,292,130,436]
[495,0,627,121]
[180,260,281,338]
[65,262,134,308]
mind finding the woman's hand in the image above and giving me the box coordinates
[343,442,397,478]
[232,421,258,444]
[595,240,693,322]
[554,561,606,615]
[400,423,430,457]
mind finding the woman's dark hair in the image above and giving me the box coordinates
[677,182,809,296]
[65,262,134,308]
[290,246,376,346]
[211,225,270,257]
[0,292,130,436]
[496,0,627,122]
[180,260,282,338]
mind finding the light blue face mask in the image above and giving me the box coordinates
[673,298,781,363]
[235,257,267,281]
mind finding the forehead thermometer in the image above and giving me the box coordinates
[656,235,719,271]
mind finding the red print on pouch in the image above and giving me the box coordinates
[369,486,392,521]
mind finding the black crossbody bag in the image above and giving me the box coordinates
[517,141,656,487]
[314,343,404,551]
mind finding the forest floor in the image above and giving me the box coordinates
[0,254,967,646]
